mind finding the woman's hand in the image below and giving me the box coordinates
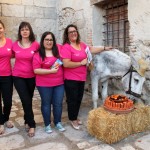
[104,46,113,51]
[80,58,87,66]
[89,46,113,54]
[50,66,59,73]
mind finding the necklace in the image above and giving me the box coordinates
[70,42,81,50]
[19,41,31,48]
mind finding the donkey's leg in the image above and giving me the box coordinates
[91,77,99,108]
[101,80,108,103]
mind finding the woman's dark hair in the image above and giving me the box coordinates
[63,24,80,45]
[0,20,5,28]
[17,21,35,42]
[39,31,59,61]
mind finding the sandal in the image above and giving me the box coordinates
[28,128,35,137]
[0,125,5,135]
[5,121,14,128]
[25,124,30,132]
[77,119,83,125]
[71,121,80,130]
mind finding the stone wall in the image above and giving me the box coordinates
[0,0,93,44]
[56,0,93,45]
[0,0,57,42]
[128,0,150,103]
[128,0,150,64]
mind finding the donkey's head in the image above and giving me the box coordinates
[121,58,148,97]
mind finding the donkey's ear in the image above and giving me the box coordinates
[130,51,140,70]
[136,59,148,76]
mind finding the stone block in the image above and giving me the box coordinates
[10,112,17,117]
[63,125,89,142]
[0,0,21,5]
[34,0,56,7]
[76,20,86,29]
[85,145,115,150]
[23,142,68,150]
[34,115,43,123]
[33,19,56,41]
[77,141,91,149]
[22,0,34,5]
[121,145,135,150]
[135,134,150,150]
[44,7,56,19]
[1,17,26,41]
[0,126,19,136]
[15,117,24,126]
[2,4,24,17]
[0,134,24,150]
[76,10,84,20]
[0,5,1,16]
[90,0,104,5]
[25,6,43,18]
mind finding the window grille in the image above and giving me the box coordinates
[103,0,129,52]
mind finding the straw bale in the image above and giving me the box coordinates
[87,104,150,144]
[130,104,149,132]
[143,105,150,130]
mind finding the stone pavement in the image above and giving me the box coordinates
[0,88,150,150]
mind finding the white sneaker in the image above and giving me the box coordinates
[45,124,52,133]
[55,122,66,132]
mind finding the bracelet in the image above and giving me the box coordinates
[104,46,105,50]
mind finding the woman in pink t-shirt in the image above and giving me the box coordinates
[61,24,112,130]
[0,20,13,134]
[12,22,39,137]
[33,32,65,133]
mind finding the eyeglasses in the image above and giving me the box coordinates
[44,38,53,42]
[68,30,77,35]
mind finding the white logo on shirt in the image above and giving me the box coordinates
[7,48,11,51]
[74,53,80,56]
[31,51,34,54]
[45,61,51,64]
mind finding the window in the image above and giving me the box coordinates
[103,0,129,52]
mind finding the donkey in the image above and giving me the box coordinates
[91,49,147,108]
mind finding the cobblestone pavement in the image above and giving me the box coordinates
[0,88,150,150]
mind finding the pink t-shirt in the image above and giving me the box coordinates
[33,46,64,87]
[12,41,39,78]
[60,42,87,81]
[0,38,13,76]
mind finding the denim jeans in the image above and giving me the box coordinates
[13,76,36,128]
[37,84,64,126]
[0,76,13,125]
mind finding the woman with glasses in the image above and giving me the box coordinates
[12,21,39,137]
[0,20,13,134]
[61,24,112,130]
[33,32,65,133]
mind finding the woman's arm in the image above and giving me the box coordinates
[89,46,112,54]
[34,67,59,75]
[62,58,87,68]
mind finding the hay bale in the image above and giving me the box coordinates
[130,103,149,133]
[87,104,150,144]
[143,105,150,130]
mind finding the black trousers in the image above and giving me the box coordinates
[0,76,13,125]
[13,76,36,128]
[64,79,85,121]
